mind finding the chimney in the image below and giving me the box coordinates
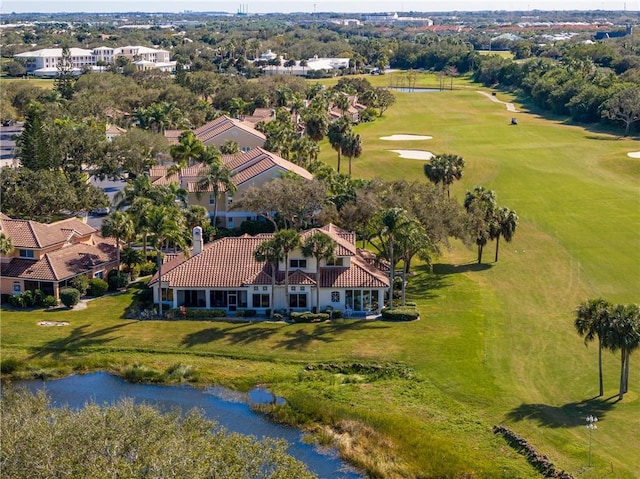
[192,226,203,255]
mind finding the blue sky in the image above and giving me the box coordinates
[1,0,636,14]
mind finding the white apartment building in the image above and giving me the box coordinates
[14,45,174,77]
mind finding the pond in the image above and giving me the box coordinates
[18,372,362,479]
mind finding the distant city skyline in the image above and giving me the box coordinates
[1,0,637,14]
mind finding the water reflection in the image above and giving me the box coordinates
[18,372,362,479]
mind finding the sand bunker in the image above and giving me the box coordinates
[380,134,433,141]
[627,151,640,158]
[390,150,434,160]
[38,321,69,327]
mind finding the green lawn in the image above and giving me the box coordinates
[2,84,639,478]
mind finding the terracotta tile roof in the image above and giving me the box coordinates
[155,148,313,194]
[164,129,184,144]
[52,218,97,237]
[1,240,117,282]
[193,116,266,144]
[0,218,69,249]
[149,226,388,290]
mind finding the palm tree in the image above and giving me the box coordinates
[196,159,236,228]
[494,207,518,262]
[379,207,411,310]
[147,205,188,317]
[607,303,640,399]
[340,132,362,177]
[273,229,301,314]
[120,247,144,282]
[575,298,613,397]
[254,239,284,318]
[113,174,153,210]
[101,211,135,271]
[0,232,14,255]
[327,118,350,173]
[301,232,337,313]
[423,154,465,198]
[464,186,497,264]
[170,131,204,168]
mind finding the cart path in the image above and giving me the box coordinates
[477,91,518,112]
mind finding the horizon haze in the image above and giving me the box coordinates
[1,0,637,14]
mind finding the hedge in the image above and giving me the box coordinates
[380,305,420,321]
[167,308,227,320]
[235,309,257,318]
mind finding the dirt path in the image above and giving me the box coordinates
[477,91,518,112]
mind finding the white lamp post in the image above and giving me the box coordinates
[586,415,598,467]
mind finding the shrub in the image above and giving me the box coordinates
[164,363,198,382]
[42,295,58,308]
[107,270,128,290]
[0,357,21,374]
[290,312,331,323]
[235,309,257,318]
[59,288,81,308]
[69,275,89,296]
[8,294,24,308]
[123,364,162,383]
[87,278,108,297]
[21,290,34,307]
[322,308,343,319]
[380,306,420,321]
[139,261,157,276]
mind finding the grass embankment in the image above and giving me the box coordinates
[2,82,639,478]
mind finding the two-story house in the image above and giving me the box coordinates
[0,214,117,299]
[149,147,313,228]
[149,224,389,316]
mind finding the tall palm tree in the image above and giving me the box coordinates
[273,229,301,314]
[464,186,497,264]
[0,232,14,255]
[147,205,188,317]
[379,207,411,310]
[606,303,640,399]
[196,159,236,228]
[340,132,362,177]
[254,239,284,318]
[494,207,518,262]
[575,298,613,397]
[301,232,336,313]
[101,211,135,271]
[327,118,350,173]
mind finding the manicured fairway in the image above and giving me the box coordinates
[2,78,639,478]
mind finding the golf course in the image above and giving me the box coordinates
[2,73,639,478]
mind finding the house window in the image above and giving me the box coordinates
[241,147,251,152]
[300,286,305,291]
[252,294,270,308]
[18,249,35,259]
[94,271,104,279]
[227,195,234,205]
[326,257,344,266]
[289,293,307,309]
[161,288,173,302]
[209,194,216,205]
[289,259,307,269]
[12,282,21,294]
[331,291,340,303]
